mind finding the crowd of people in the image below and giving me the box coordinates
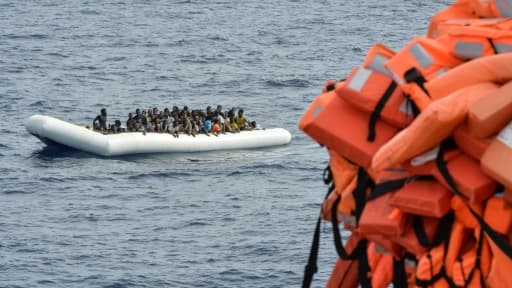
[92,105,263,137]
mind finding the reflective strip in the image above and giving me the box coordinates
[497,121,512,149]
[347,67,372,92]
[410,146,440,167]
[390,71,405,85]
[494,0,512,17]
[454,41,483,59]
[495,42,512,53]
[399,98,415,116]
[312,105,323,117]
[435,68,448,78]
[368,54,392,76]
[409,44,433,69]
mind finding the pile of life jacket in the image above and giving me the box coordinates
[299,1,512,287]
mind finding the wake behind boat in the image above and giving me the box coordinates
[25,115,292,156]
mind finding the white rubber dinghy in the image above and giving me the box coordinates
[25,115,292,156]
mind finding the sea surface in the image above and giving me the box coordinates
[0,1,450,287]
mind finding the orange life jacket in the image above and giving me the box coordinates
[415,220,478,285]
[468,80,512,138]
[435,17,512,38]
[325,234,361,288]
[422,53,512,100]
[432,153,497,203]
[484,196,512,235]
[427,0,476,38]
[481,121,512,190]
[299,89,398,168]
[328,147,358,189]
[359,192,408,237]
[452,196,485,229]
[384,37,462,96]
[389,216,442,258]
[390,179,452,218]
[487,234,512,288]
[370,251,394,288]
[299,89,337,142]
[322,190,340,222]
[322,150,359,221]
[371,82,498,173]
[453,123,492,161]
[451,237,490,287]
[362,43,396,76]
[337,66,414,130]
[436,25,512,60]
[415,244,451,288]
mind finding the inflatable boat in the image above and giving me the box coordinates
[25,115,292,156]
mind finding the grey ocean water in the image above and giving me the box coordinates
[0,1,450,287]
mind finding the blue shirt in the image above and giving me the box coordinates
[204,119,212,132]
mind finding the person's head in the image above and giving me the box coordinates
[135,108,140,115]
[148,109,153,115]
[238,109,244,116]
[101,108,107,116]
[115,120,121,127]
[128,113,133,119]
[251,121,256,128]
[153,107,158,114]
[216,105,222,112]
[183,105,188,111]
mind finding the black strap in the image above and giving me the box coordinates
[416,265,447,287]
[404,67,430,96]
[302,182,336,288]
[393,257,409,288]
[413,212,454,249]
[358,239,372,288]
[367,81,397,142]
[367,175,435,202]
[331,195,364,260]
[302,216,321,288]
[435,141,512,260]
[487,38,498,54]
[353,168,374,223]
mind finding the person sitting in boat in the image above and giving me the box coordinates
[250,121,263,130]
[93,108,108,132]
[140,110,148,132]
[182,114,195,137]
[132,108,143,130]
[214,111,227,134]
[109,120,123,133]
[212,118,223,136]
[223,114,233,133]
[168,120,179,138]
[126,113,137,132]
[229,114,239,133]
[184,106,191,117]
[203,115,212,136]
[234,108,249,130]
